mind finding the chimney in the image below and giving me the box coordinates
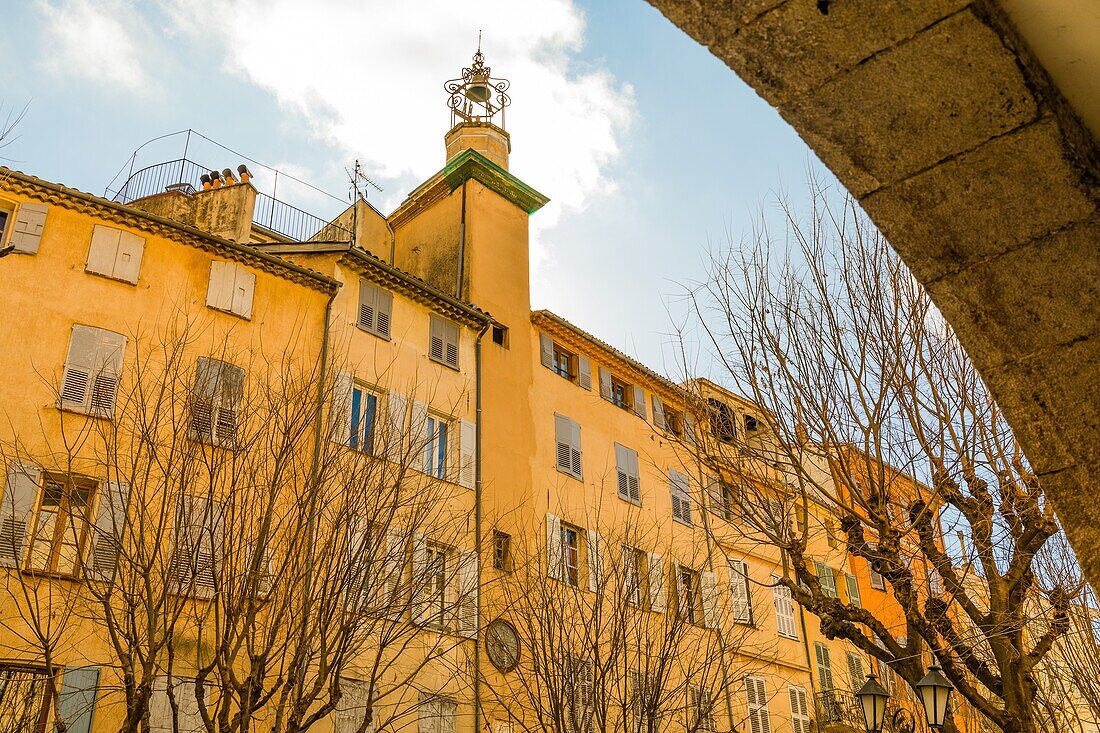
[190,164,256,242]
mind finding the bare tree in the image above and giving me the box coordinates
[687,179,1081,733]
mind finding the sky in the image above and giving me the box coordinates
[3,0,826,379]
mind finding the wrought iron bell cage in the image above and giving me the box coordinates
[444,45,511,129]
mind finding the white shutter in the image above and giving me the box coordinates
[89,481,129,581]
[651,395,666,429]
[788,685,811,733]
[1,463,40,568]
[646,552,665,612]
[231,266,256,320]
[334,679,374,733]
[816,561,838,598]
[598,367,612,401]
[569,420,582,478]
[546,514,563,581]
[701,570,718,628]
[411,533,431,624]
[458,420,476,489]
[846,652,866,691]
[586,529,602,593]
[10,202,48,254]
[539,333,554,369]
[745,676,771,733]
[410,400,429,473]
[815,642,834,691]
[332,371,354,445]
[358,280,378,332]
[375,289,393,338]
[556,415,581,479]
[383,528,405,619]
[729,558,752,624]
[614,444,640,503]
[60,326,99,412]
[669,469,692,525]
[206,261,234,311]
[383,392,408,463]
[86,225,121,277]
[457,549,478,638]
[576,356,592,391]
[429,315,459,368]
[346,517,370,609]
[632,385,647,419]
[114,230,145,284]
[772,575,797,639]
[846,573,862,607]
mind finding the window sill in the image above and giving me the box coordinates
[206,305,251,321]
[617,495,641,507]
[556,467,583,482]
[671,517,694,529]
[428,355,461,372]
[355,323,391,341]
[85,269,138,286]
[57,404,114,421]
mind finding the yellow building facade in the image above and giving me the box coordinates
[0,59,911,733]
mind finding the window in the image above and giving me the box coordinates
[554,414,583,480]
[744,676,771,733]
[334,678,374,733]
[622,545,645,605]
[788,685,811,733]
[815,561,838,598]
[206,260,256,319]
[772,575,798,639]
[627,670,649,728]
[668,469,692,526]
[564,655,593,733]
[708,398,737,444]
[348,383,380,453]
[493,531,511,571]
[190,357,244,447]
[357,280,393,339]
[148,675,203,733]
[614,443,641,504]
[598,367,647,419]
[846,573,862,607]
[870,567,886,590]
[58,666,101,733]
[688,686,715,732]
[815,641,836,692]
[744,414,759,432]
[708,477,738,521]
[729,557,753,625]
[928,568,944,597]
[539,334,592,389]
[60,325,126,418]
[553,344,574,379]
[418,695,457,733]
[663,406,684,436]
[0,665,53,732]
[677,565,700,624]
[429,314,460,369]
[170,495,222,597]
[1,201,48,254]
[491,324,507,347]
[562,525,581,587]
[423,415,450,480]
[610,375,631,409]
[846,652,866,692]
[85,225,145,284]
[25,473,96,575]
[421,543,448,628]
[825,519,840,549]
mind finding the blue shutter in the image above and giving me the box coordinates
[59,667,99,733]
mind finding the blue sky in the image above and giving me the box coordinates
[3,0,825,377]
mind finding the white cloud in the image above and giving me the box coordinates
[36,0,150,93]
[164,0,635,254]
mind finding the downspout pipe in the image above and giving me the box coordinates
[473,319,490,732]
[455,180,468,298]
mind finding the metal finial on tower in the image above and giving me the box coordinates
[444,37,511,130]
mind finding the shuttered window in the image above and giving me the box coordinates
[1,463,40,569]
[423,415,449,480]
[418,695,457,733]
[772,575,797,639]
[334,678,374,733]
[689,686,715,732]
[7,202,48,254]
[622,545,643,605]
[815,561,838,598]
[729,557,753,625]
[614,443,640,504]
[428,314,460,369]
[788,685,811,733]
[25,473,97,577]
[170,496,222,597]
[58,667,100,733]
[85,225,144,284]
[148,676,203,733]
[60,326,126,418]
[332,372,380,453]
[846,651,866,692]
[89,480,129,582]
[870,567,886,590]
[554,414,582,480]
[206,261,256,319]
[745,675,771,733]
[668,469,692,526]
[357,280,393,339]
[189,357,244,447]
[815,642,835,691]
[565,655,593,733]
[845,573,862,607]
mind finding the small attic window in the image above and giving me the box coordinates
[492,325,508,347]
[744,415,759,432]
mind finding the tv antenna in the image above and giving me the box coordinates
[347,159,383,201]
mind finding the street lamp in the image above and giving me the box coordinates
[916,665,954,729]
[855,674,890,732]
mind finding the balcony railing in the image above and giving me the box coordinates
[816,689,864,728]
[107,158,351,243]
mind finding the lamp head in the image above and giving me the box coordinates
[916,665,954,728]
[855,674,890,733]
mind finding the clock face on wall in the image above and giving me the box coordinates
[485,618,520,673]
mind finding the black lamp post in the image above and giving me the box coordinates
[855,674,890,732]
[856,665,955,733]
[916,665,954,729]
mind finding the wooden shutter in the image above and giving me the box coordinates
[59,666,100,733]
[555,414,572,475]
[546,514,563,580]
[458,420,476,489]
[846,652,866,691]
[586,529,602,593]
[10,202,47,254]
[788,685,811,733]
[375,289,393,338]
[113,230,144,284]
[89,481,129,581]
[1,462,40,568]
[539,333,554,368]
[358,281,392,338]
[815,642,835,691]
[701,570,719,627]
[231,266,255,319]
[334,678,373,733]
[429,315,459,368]
[569,420,582,478]
[745,676,771,733]
[382,528,405,619]
[729,558,752,624]
[383,392,408,463]
[598,367,612,400]
[410,401,429,473]
[331,371,354,445]
[576,356,592,390]
[60,326,99,412]
[457,549,478,638]
[646,552,665,612]
[614,444,640,503]
[411,533,432,625]
[651,395,666,429]
[345,517,370,609]
[816,561,838,598]
[207,261,234,311]
[846,573,862,607]
[668,469,692,525]
[632,385,647,419]
[772,575,797,639]
[171,496,218,596]
[86,226,121,277]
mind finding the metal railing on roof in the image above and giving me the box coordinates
[107,158,351,243]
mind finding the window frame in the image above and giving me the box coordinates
[677,565,700,625]
[561,524,581,588]
[622,545,645,606]
[493,531,512,572]
[423,413,451,480]
[609,374,632,410]
[24,472,97,577]
[347,381,381,454]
